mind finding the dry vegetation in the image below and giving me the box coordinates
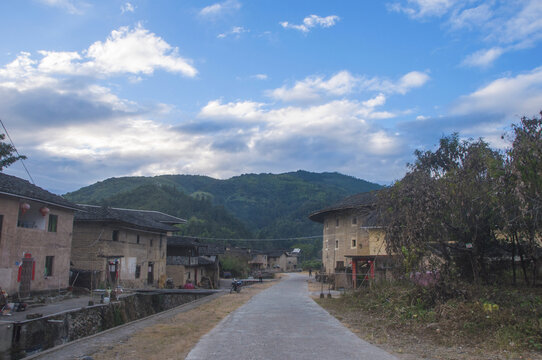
[90,281,277,360]
[312,278,542,360]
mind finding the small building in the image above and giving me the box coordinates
[166,237,223,288]
[267,250,298,272]
[309,191,394,288]
[71,205,185,289]
[248,251,268,271]
[0,173,79,297]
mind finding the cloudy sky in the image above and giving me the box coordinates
[1,0,541,194]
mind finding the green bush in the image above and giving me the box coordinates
[220,255,249,278]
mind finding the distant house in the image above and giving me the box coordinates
[309,191,394,288]
[248,251,268,271]
[0,173,79,297]
[71,205,185,289]
[267,250,298,272]
[166,237,223,288]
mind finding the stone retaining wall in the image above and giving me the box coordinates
[7,291,209,359]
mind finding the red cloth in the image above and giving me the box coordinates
[183,283,195,289]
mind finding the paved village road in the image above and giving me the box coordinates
[186,273,398,360]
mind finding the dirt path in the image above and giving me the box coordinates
[31,281,276,360]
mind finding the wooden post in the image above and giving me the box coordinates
[351,260,357,289]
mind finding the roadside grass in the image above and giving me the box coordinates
[316,281,542,360]
[90,281,277,360]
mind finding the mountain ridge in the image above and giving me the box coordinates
[63,171,382,252]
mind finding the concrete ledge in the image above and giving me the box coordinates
[27,291,224,359]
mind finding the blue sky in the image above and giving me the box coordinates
[1,0,541,194]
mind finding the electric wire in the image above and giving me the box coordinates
[0,118,34,184]
[176,234,322,242]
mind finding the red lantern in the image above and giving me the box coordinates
[20,203,30,214]
[40,207,50,216]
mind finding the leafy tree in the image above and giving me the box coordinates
[0,133,26,171]
[501,113,542,285]
[379,134,504,283]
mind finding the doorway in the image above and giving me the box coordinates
[19,254,34,298]
[147,262,154,285]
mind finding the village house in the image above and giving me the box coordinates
[71,205,185,289]
[309,191,394,288]
[0,173,79,297]
[166,237,223,289]
[248,251,268,271]
[267,249,299,272]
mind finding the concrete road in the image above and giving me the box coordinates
[186,273,398,360]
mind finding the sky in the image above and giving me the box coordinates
[1,0,541,194]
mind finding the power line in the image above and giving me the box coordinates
[0,118,35,184]
[178,235,323,242]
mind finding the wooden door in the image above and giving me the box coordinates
[19,256,34,297]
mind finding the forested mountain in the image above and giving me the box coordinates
[64,171,382,250]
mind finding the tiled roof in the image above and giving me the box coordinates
[197,256,216,265]
[111,208,186,225]
[308,191,379,223]
[267,250,286,257]
[167,237,225,255]
[200,243,225,256]
[75,204,178,232]
[167,236,206,247]
[0,172,79,210]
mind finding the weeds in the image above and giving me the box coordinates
[317,281,542,357]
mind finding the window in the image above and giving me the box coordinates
[0,215,3,242]
[352,216,357,225]
[150,239,153,247]
[112,230,119,241]
[335,240,339,249]
[135,265,141,279]
[351,239,356,248]
[45,256,54,276]
[159,238,162,250]
[48,214,58,232]
[336,218,339,227]
[136,234,140,244]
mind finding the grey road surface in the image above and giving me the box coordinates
[186,273,398,360]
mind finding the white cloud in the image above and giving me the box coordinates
[199,0,241,17]
[198,100,265,122]
[387,0,455,19]
[268,70,429,103]
[280,15,340,33]
[389,1,542,67]
[217,26,249,39]
[362,93,386,108]
[453,66,542,117]
[362,71,430,95]
[85,25,197,77]
[121,2,135,13]
[268,71,358,102]
[0,25,197,81]
[448,3,492,31]
[461,47,504,68]
[38,0,88,14]
[252,74,268,80]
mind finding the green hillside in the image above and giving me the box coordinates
[64,171,382,247]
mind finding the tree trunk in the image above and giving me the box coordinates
[512,235,516,286]
[532,258,538,287]
[518,242,530,285]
